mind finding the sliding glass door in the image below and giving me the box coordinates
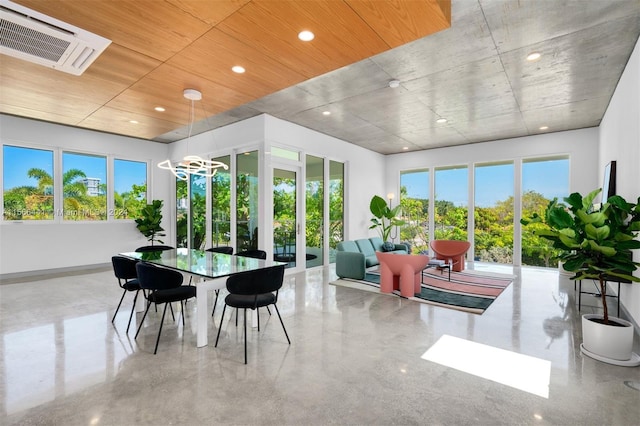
[474,162,514,264]
[400,169,430,254]
[434,165,468,241]
[305,155,324,267]
[273,166,298,268]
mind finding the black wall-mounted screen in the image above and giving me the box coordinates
[602,161,616,203]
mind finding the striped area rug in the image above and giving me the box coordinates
[331,268,514,314]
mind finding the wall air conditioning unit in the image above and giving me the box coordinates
[0,0,111,76]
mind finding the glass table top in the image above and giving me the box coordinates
[120,248,285,279]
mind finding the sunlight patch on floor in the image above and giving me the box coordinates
[422,334,551,398]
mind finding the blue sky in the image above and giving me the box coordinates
[3,146,146,194]
[401,158,569,207]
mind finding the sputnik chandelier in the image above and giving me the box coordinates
[157,89,229,181]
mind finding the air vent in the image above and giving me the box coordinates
[0,0,110,76]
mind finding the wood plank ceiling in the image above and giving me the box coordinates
[1,0,451,142]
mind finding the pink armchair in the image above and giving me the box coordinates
[375,252,430,298]
[430,240,471,272]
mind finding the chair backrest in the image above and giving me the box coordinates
[226,265,285,296]
[206,246,234,255]
[430,240,471,257]
[135,262,183,291]
[235,249,267,260]
[135,245,175,253]
[112,256,138,280]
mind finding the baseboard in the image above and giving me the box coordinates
[0,263,111,284]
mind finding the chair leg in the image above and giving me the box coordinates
[169,303,175,321]
[243,308,247,364]
[266,306,272,315]
[180,300,185,327]
[112,289,127,323]
[211,289,219,317]
[154,303,169,355]
[235,308,238,327]
[134,301,153,339]
[273,304,291,344]
[215,304,227,347]
[126,290,139,333]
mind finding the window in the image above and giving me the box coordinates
[176,175,188,248]
[190,173,207,250]
[474,162,514,264]
[211,155,231,248]
[237,151,259,251]
[400,169,430,253]
[434,165,468,241]
[62,152,107,221]
[113,159,146,219]
[3,145,54,220]
[328,161,344,263]
[521,156,569,267]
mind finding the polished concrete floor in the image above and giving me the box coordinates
[1,264,639,425]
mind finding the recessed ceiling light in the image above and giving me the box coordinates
[539,126,549,130]
[232,65,245,74]
[129,120,138,124]
[388,79,400,88]
[527,52,541,61]
[402,147,409,150]
[298,30,314,41]
[322,111,331,116]
[154,106,165,112]
[436,118,447,124]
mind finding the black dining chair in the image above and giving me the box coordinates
[135,245,175,252]
[235,249,267,259]
[206,246,234,255]
[134,262,196,354]
[111,256,142,333]
[215,265,290,364]
[211,248,266,317]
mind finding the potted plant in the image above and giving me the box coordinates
[135,199,166,246]
[520,188,640,366]
[369,195,405,250]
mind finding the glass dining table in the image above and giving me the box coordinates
[120,248,285,347]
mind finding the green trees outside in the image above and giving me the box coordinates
[114,183,147,220]
[4,165,146,221]
[399,187,560,267]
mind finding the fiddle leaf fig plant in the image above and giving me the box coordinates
[135,199,166,245]
[520,188,640,324]
[369,195,405,242]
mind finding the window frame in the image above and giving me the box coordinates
[1,142,151,225]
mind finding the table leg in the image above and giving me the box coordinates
[196,277,225,348]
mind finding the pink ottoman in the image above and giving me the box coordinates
[376,252,430,298]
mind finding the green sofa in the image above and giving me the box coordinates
[336,237,408,280]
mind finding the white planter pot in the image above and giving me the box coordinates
[581,314,634,362]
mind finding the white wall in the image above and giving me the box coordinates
[385,127,599,196]
[599,37,640,325]
[0,115,171,275]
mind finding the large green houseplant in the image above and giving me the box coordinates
[521,188,640,365]
[369,195,405,244]
[135,199,166,246]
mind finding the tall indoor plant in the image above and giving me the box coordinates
[369,195,405,245]
[135,199,166,246]
[521,188,640,365]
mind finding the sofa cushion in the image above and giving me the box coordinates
[355,239,379,267]
[337,240,359,253]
